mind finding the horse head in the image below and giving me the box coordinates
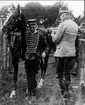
[73,15,81,26]
[2,5,21,32]
[2,4,26,59]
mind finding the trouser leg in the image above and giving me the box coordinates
[55,57,65,95]
[55,57,59,75]
[55,57,75,95]
[25,59,39,96]
[64,57,75,91]
[64,71,71,91]
[27,73,37,95]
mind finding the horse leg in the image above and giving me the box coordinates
[41,54,49,79]
[10,58,19,98]
[7,51,13,74]
[38,53,49,88]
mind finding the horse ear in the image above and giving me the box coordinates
[12,4,16,10]
[78,15,81,19]
[17,4,21,14]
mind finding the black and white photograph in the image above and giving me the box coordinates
[0,0,84,105]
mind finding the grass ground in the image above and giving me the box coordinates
[0,55,81,105]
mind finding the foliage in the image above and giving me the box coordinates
[0,1,69,27]
[21,1,70,27]
[0,1,84,27]
[0,6,9,17]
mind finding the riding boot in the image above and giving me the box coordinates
[26,91,31,100]
[59,77,66,96]
[63,73,71,98]
[65,73,71,91]
[28,72,37,96]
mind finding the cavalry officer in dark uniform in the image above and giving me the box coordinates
[51,9,78,97]
[25,19,48,101]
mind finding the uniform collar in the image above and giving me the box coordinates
[61,16,70,22]
[29,29,38,35]
[33,29,38,34]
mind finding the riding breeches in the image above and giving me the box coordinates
[55,57,75,93]
[25,59,40,95]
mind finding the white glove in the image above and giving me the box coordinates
[42,52,46,58]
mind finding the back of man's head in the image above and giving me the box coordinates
[59,9,71,21]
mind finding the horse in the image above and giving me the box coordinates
[2,5,27,98]
[37,26,56,88]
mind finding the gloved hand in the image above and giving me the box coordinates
[42,52,46,58]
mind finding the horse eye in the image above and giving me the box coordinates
[16,19,18,22]
[19,17,21,20]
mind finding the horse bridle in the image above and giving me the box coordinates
[8,13,22,47]
[9,31,21,49]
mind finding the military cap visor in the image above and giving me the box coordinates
[59,10,70,15]
[28,19,36,26]
[28,19,36,23]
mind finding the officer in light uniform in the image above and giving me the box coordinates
[51,9,78,97]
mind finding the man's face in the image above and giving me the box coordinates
[30,26,35,32]
[60,13,70,21]
[60,13,65,21]
[29,23,36,33]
